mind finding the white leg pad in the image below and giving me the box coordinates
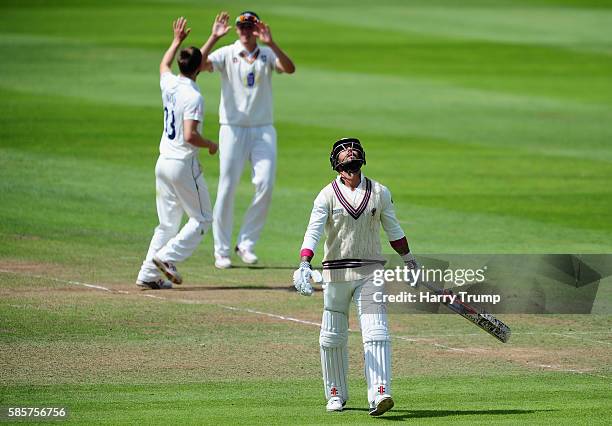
[361,313,391,404]
[364,340,392,404]
[319,310,349,402]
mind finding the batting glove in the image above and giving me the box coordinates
[292,261,322,296]
[401,253,420,286]
[402,252,420,270]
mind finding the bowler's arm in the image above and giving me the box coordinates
[161,17,191,75]
[200,12,231,72]
[199,36,219,72]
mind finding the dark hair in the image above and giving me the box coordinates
[177,46,202,76]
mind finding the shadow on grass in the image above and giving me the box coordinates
[173,285,294,292]
[229,265,296,270]
[341,408,555,420]
[153,285,322,292]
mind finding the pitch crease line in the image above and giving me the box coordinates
[6,269,605,355]
[536,364,609,379]
[218,304,320,327]
[3,270,609,380]
[0,269,113,292]
[552,332,611,346]
[1,269,472,351]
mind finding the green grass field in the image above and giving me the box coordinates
[1,0,611,424]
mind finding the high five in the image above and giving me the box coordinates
[137,17,218,289]
[200,11,295,269]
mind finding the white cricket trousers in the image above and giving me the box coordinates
[320,277,391,405]
[138,156,213,282]
[213,124,277,257]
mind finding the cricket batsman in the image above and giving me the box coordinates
[293,138,418,416]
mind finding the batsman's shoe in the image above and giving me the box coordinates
[152,257,182,284]
[369,394,394,416]
[326,397,346,412]
[136,279,173,290]
[214,255,232,269]
[235,246,258,265]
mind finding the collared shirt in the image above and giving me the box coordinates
[241,46,260,60]
[159,72,204,160]
[301,175,405,253]
[209,40,278,127]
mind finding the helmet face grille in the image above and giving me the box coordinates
[330,138,366,171]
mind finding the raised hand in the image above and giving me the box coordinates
[173,17,191,43]
[212,11,231,38]
[253,21,273,44]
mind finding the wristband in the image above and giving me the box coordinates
[300,248,314,258]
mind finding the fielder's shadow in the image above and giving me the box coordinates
[228,265,296,270]
[168,285,322,293]
[343,408,552,420]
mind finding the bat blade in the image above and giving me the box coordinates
[446,300,512,343]
[420,281,511,343]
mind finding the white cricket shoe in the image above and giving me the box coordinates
[152,257,182,284]
[214,255,232,269]
[235,246,258,265]
[369,394,394,416]
[136,279,173,290]
[326,397,345,412]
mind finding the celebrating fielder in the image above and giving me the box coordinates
[199,11,295,269]
[293,138,418,416]
[136,17,218,289]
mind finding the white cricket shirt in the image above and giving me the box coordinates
[301,175,405,253]
[301,175,406,282]
[209,40,278,127]
[159,72,204,160]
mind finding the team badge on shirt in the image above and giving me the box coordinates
[247,71,255,87]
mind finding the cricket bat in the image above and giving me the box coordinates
[419,280,511,343]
